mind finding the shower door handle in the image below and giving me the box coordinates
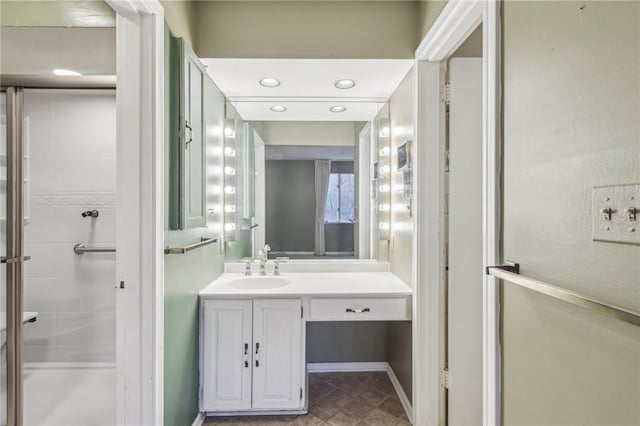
[185,121,193,145]
[0,255,31,264]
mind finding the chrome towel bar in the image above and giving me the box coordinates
[164,237,218,255]
[74,244,116,255]
[487,264,640,327]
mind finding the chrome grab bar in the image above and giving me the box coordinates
[164,237,218,255]
[487,263,640,327]
[74,244,115,255]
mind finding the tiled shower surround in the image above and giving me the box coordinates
[23,90,116,363]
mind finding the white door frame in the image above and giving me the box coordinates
[254,130,266,257]
[358,122,372,259]
[412,1,501,425]
[106,1,165,425]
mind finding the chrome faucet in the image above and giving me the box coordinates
[258,244,271,276]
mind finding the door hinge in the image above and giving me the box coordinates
[300,387,303,400]
[440,368,450,389]
[442,82,451,105]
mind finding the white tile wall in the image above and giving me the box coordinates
[23,90,116,363]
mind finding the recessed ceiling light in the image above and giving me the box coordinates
[330,105,347,113]
[53,69,82,76]
[334,79,356,89]
[260,78,280,87]
[270,105,287,112]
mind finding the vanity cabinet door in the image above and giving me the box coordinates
[252,299,303,410]
[201,299,253,412]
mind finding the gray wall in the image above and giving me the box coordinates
[502,1,640,424]
[266,160,355,253]
[306,322,388,363]
[195,1,418,59]
[266,160,316,252]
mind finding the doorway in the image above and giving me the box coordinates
[412,1,501,425]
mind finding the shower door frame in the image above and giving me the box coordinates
[3,87,27,426]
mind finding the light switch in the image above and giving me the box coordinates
[592,184,640,245]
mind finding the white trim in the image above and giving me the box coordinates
[415,0,483,62]
[386,362,413,425]
[106,1,165,425]
[191,412,206,426]
[306,362,412,422]
[482,2,502,425]
[357,122,372,259]
[413,1,501,425]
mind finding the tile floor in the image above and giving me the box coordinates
[204,371,410,425]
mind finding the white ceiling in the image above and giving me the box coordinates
[0,27,116,87]
[202,59,413,121]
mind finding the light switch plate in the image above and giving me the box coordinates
[592,184,640,245]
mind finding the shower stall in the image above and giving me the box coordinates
[1,88,116,426]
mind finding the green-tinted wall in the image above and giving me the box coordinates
[163,24,229,426]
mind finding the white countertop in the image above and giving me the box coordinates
[199,272,412,298]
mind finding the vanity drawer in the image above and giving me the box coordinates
[308,297,411,321]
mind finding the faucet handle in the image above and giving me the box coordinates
[273,257,289,276]
[241,257,254,276]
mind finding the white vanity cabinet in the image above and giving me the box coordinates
[200,298,304,414]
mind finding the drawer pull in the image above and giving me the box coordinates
[244,343,249,368]
[346,308,370,313]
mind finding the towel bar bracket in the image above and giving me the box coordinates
[486,261,519,275]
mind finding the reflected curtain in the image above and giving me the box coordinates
[314,160,331,256]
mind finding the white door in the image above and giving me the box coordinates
[201,299,253,412]
[252,299,303,410]
[447,58,483,425]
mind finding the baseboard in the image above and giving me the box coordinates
[385,364,413,424]
[306,362,413,422]
[191,412,205,426]
[306,362,388,373]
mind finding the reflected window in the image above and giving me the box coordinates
[325,173,354,223]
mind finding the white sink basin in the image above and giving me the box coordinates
[227,277,291,290]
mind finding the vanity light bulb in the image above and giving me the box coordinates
[379,184,390,193]
[224,127,236,138]
[379,127,390,137]
[379,146,391,156]
[224,147,236,157]
[380,165,390,174]
[224,166,236,175]
[224,223,236,231]
[224,186,236,194]
[380,222,390,231]
[380,204,390,212]
[224,205,236,212]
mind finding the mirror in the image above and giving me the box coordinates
[220,105,391,262]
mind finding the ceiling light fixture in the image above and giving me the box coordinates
[270,105,287,112]
[53,69,82,76]
[260,78,280,87]
[329,106,347,113]
[334,79,356,89]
